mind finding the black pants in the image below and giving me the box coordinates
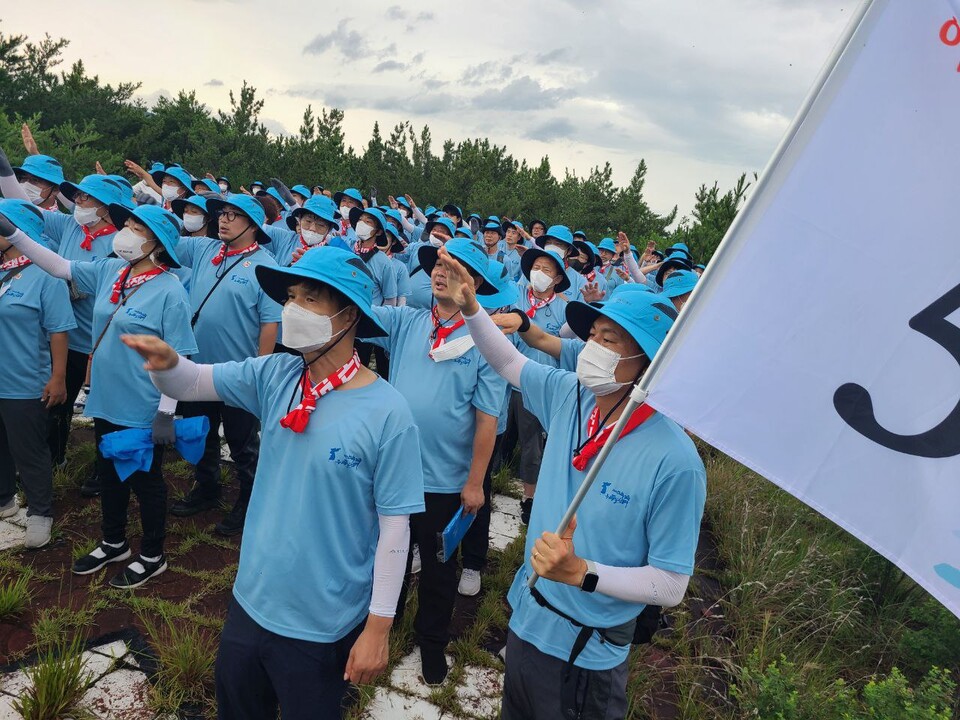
[0,399,53,517]
[94,418,167,558]
[461,434,502,572]
[179,401,259,503]
[510,391,545,486]
[47,349,89,466]
[501,630,629,720]
[216,598,363,720]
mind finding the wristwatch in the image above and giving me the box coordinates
[579,559,599,593]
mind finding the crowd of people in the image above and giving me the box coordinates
[0,124,707,720]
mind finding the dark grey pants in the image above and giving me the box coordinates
[501,630,629,720]
[509,391,545,486]
[0,398,53,517]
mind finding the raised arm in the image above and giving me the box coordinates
[120,335,221,402]
[0,225,73,280]
[0,147,31,202]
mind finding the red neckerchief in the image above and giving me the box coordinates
[526,288,556,318]
[572,404,656,471]
[340,219,351,235]
[430,306,465,354]
[212,242,259,266]
[280,352,362,433]
[110,265,167,304]
[354,240,378,262]
[80,224,117,252]
[585,270,596,283]
[0,256,31,271]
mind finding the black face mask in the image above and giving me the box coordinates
[569,258,587,273]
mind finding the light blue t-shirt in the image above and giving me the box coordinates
[559,337,585,372]
[601,265,625,294]
[42,211,116,354]
[213,354,425,642]
[0,264,76,399]
[507,361,706,670]
[72,260,197,428]
[360,250,399,305]
[565,267,587,302]
[262,225,351,267]
[503,247,522,281]
[364,306,507,493]
[392,256,411,301]
[174,237,282,364]
[405,265,433,310]
[514,288,568,369]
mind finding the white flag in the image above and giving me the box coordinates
[644,0,960,618]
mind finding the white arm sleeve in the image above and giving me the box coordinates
[463,306,529,388]
[400,215,415,234]
[157,394,178,414]
[382,296,399,307]
[594,563,689,608]
[370,514,410,617]
[6,228,72,280]
[149,356,220,402]
[622,250,646,284]
[57,192,74,211]
[0,173,29,202]
[412,206,428,225]
[559,322,577,339]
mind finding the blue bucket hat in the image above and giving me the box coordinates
[348,206,389,236]
[477,260,519,310]
[467,212,482,222]
[0,198,45,242]
[566,291,679,360]
[454,227,474,239]
[441,204,463,222]
[60,174,133,209]
[383,209,408,238]
[573,229,587,241]
[250,180,265,190]
[597,237,617,255]
[573,239,600,268]
[395,196,411,210]
[334,188,364,207]
[422,217,457,241]
[148,162,166,174]
[527,218,547,234]
[535,225,575,251]
[255,246,387,338]
[666,242,692,260]
[655,253,693,287]
[193,178,219,194]
[107,203,184,268]
[205,195,271,244]
[216,176,230,189]
[150,166,195,196]
[287,195,340,231]
[609,282,654,297]
[417,237,497,295]
[291,184,312,200]
[660,269,698,299]
[170,195,211,219]
[380,219,407,254]
[14,155,65,187]
[481,220,504,238]
[520,246,571,293]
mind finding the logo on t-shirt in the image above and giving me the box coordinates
[125,308,147,320]
[229,275,250,285]
[328,447,362,469]
[599,481,631,507]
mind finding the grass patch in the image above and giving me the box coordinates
[0,574,32,620]
[32,603,102,649]
[141,612,218,715]
[13,636,95,720]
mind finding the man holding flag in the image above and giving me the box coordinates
[437,245,706,719]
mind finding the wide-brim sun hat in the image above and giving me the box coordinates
[333,188,364,207]
[421,217,457,241]
[566,291,679,360]
[291,184,311,200]
[286,195,340,230]
[482,221,504,238]
[527,218,547,233]
[660,269,699,299]
[417,237,497,295]
[573,239,599,268]
[205,195,271,244]
[597,237,617,254]
[255,246,387,338]
[0,198,46,242]
[107,203,184,268]
[380,222,407,254]
[149,166,196,197]
[60,174,134,210]
[534,224,574,250]
[13,155,65,187]
[655,254,693,287]
[519,246,571,293]
[170,196,210,219]
[441,203,463,221]
[477,260,519,309]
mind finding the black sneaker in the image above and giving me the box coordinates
[420,644,448,686]
[72,541,131,575]
[109,554,168,590]
[170,487,220,517]
[520,497,533,526]
[80,471,101,498]
[214,501,247,537]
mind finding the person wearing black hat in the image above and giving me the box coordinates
[167,195,282,536]
[527,219,547,239]
[480,220,506,262]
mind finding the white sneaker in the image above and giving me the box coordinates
[25,515,52,549]
[0,498,18,519]
[411,544,422,574]
[458,568,482,597]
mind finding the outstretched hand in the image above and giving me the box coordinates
[120,335,179,372]
[436,246,479,315]
[21,123,39,155]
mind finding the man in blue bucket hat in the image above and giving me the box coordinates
[166,194,282,536]
[535,224,589,303]
[439,253,706,720]
[266,194,351,267]
[13,154,65,210]
[334,188,365,239]
[596,236,626,293]
[124,245,425,719]
[361,237,507,685]
[660,269,699,312]
[150,165,195,209]
[405,216,456,310]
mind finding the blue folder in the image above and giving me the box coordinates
[437,506,477,563]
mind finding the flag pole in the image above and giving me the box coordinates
[528,0,877,590]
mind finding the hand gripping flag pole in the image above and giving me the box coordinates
[528,0,877,590]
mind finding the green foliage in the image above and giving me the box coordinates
[141,612,217,712]
[13,636,95,720]
[0,27,746,261]
[0,573,31,620]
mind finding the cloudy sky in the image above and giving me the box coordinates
[3,0,853,218]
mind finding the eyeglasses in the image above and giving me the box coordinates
[218,210,241,222]
[299,216,330,232]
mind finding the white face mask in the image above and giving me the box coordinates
[545,242,567,257]
[429,334,475,362]
[429,233,446,247]
[21,181,44,205]
[355,220,375,242]
[575,340,643,396]
[301,229,328,247]
[182,214,206,233]
[73,205,101,228]
[161,184,181,201]
[218,182,229,192]
[529,269,554,293]
[339,204,352,219]
[112,227,151,264]
[281,303,347,353]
